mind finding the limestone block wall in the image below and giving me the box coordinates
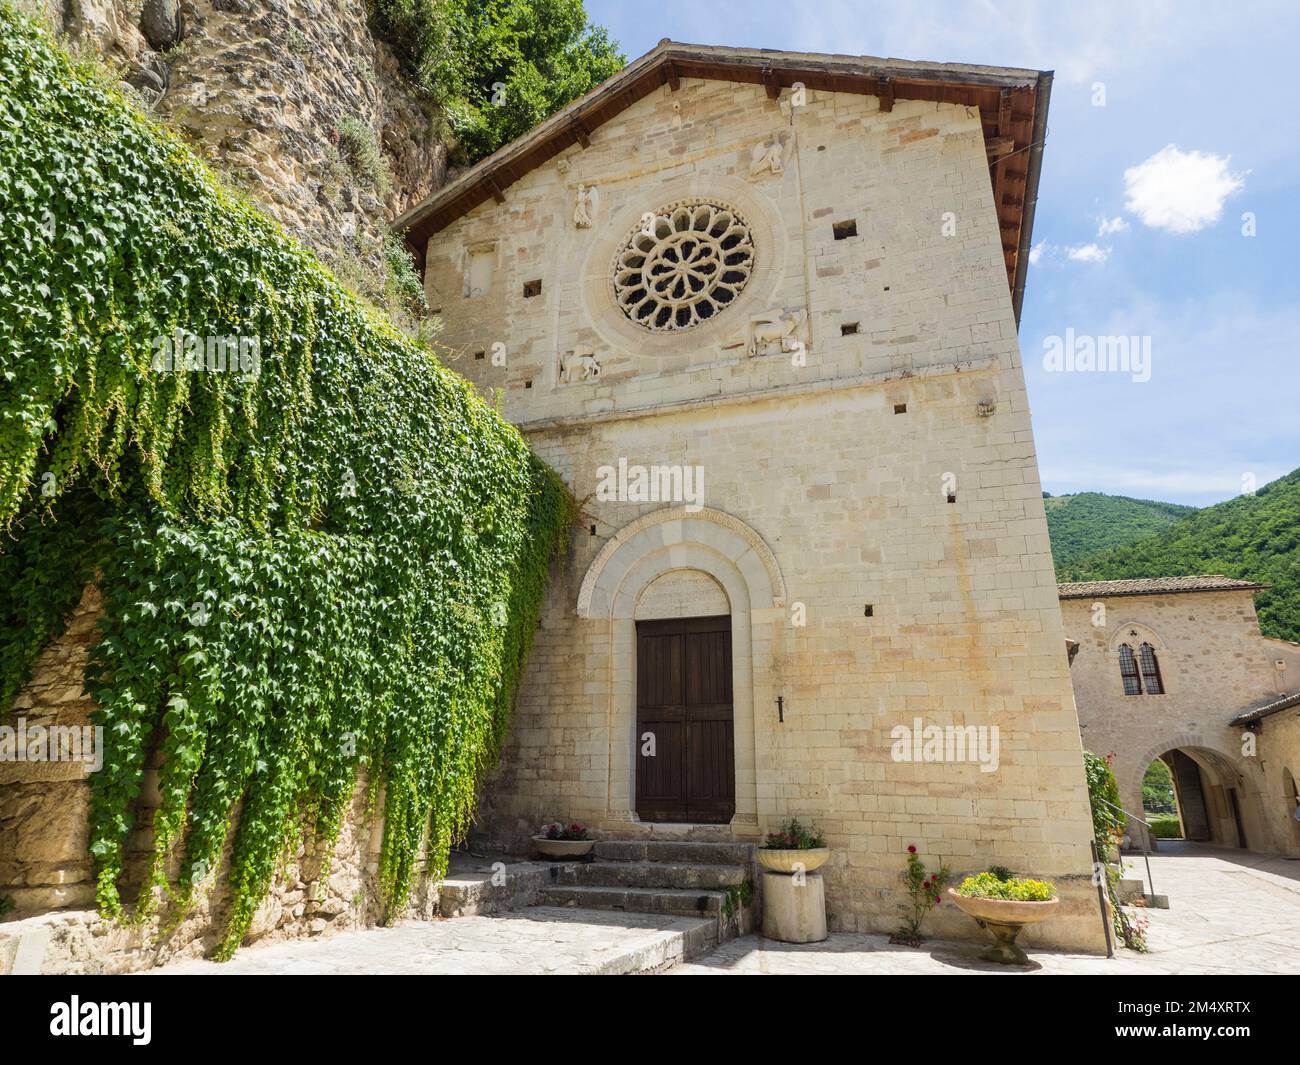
[429,76,1107,952]
[1266,707,1300,853]
[423,78,1020,416]
[1062,591,1300,857]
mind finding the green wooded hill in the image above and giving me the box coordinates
[1060,469,1300,643]
[1044,492,1196,572]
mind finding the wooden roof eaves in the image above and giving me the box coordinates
[394,43,1051,321]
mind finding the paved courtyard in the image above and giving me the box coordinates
[149,843,1300,975]
[674,843,1300,975]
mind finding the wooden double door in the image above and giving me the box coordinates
[635,615,735,823]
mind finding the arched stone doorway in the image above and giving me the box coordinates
[577,506,785,835]
[1125,740,1265,853]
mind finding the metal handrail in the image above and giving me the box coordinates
[1095,795,1156,897]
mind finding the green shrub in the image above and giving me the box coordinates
[956,872,1056,902]
[1148,813,1183,839]
[0,5,572,957]
[335,114,392,196]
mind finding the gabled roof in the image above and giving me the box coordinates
[395,41,1052,323]
[1057,576,1268,600]
[1230,689,1300,727]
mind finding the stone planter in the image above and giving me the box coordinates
[757,847,830,874]
[946,889,1059,965]
[759,848,831,943]
[531,836,595,860]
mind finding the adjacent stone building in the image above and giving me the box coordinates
[1061,576,1300,857]
[398,41,1109,950]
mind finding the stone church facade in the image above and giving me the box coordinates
[1061,577,1300,858]
[400,42,1108,951]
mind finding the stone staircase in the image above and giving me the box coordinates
[438,839,758,970]
[536,840,758,951]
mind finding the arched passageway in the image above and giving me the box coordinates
[1130,745,1262,852]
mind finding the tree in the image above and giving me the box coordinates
[1142,759,1176,813]
[368,0,625,163]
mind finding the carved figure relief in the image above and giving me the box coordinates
[560,346,601,384]
[745,308,806,357]
[574,184,595,228]
[748,135,786,177]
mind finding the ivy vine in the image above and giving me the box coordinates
[0,6,572,958]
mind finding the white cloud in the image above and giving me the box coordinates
[1097,216,1128,237]
[1065,243,1110,263]
[1028,240,1048,265]
[1123,145,1246,234]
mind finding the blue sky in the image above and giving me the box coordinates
[585,1,1299,506]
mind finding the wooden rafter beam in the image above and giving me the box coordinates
[876,75,894,112]
[665,61,680,91]
[985,135,1015,161]
[761,63,781,99]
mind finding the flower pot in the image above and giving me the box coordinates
[757,847,830,874]
[531,836,595,859]
[946,889,1059,965]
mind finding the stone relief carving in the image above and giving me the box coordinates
[573,184,595,228]
[559,346,601,384]
[748,134,787,177]
[743,308,806,357]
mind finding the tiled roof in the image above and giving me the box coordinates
[1057,576,1267,600]
[1230,689,1300,726]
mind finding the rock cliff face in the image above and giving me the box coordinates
[44,0,445,266]
[0,0,449,970]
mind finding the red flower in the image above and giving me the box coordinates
[907,845,917,854]
[934,896,941,905]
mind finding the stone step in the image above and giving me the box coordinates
[572,912,720,973]
[593,840,756,865]
[437,861,549,918]
[537,884,729,918]
[547,860,747,891]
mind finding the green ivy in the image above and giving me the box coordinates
[0,6,572,958]
[1083,751,1148,952]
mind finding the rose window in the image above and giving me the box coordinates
[611,201,755,331]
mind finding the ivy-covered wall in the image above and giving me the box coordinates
[0,4,572,958]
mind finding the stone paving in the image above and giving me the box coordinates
[673,842,1300,975]
[147,842,1300,975]
[152,907,714,975]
